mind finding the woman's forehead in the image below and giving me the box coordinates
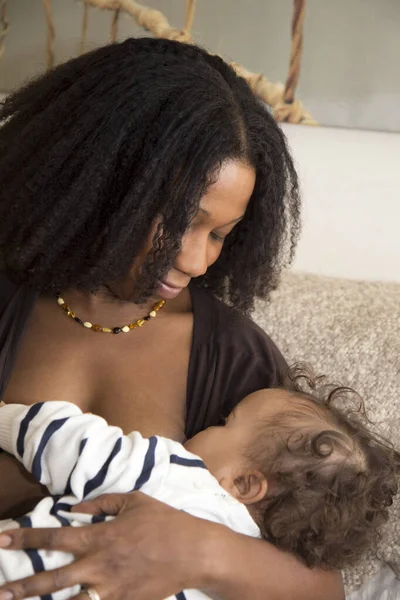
[199,160,255,222]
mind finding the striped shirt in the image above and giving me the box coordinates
[0,401,260,600]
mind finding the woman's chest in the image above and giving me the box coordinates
[3,306,193,441]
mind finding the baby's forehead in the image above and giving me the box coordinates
[244,388,294,408]
[241,388,322,421]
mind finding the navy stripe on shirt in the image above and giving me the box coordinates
[133,436,158,490]
[175,592,188,600]
[15,515,52,600]
[17,402,44,457]
[51,501,72,526]
[31,417,70,481]
[52,501,72,513]
[83,437,122,497]
[65,438,88,496]
[170,455,207,469]
[92,515,107,524]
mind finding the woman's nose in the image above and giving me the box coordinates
[175,232,210,279]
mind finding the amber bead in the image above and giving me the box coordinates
[92,324,102,332]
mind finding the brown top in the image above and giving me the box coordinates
[0,274,287,438]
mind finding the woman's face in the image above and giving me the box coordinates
[158,159,256,300]
[109,160,255,302]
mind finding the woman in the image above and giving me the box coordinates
[0,38,343,600]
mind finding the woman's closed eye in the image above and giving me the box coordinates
[209,218,243,244]
[210,231,226,243]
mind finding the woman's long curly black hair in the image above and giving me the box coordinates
[0,37,300,312]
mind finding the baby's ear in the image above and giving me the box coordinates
[232,471,268,505]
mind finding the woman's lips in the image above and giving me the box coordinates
[157,279,185,300]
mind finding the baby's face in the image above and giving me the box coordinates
[185,388,294,482]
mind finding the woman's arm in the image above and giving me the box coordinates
[0,453,47,519]
[205,524,345,600]
[0,492,344,600]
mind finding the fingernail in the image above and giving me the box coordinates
[0,535,12,548]
[0,591,14,600]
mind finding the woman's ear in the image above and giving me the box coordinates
[232,471,268,505]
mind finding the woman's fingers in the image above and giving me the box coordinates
[0,523,106,555]
[71,493,131,516]
[71,587,107,600]
[0,559,93,600]
[0,494,209,600]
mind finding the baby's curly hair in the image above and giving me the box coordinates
[252,364,400,570]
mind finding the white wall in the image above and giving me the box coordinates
[282,124,400,282]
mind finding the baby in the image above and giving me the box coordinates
[0,365,398,600]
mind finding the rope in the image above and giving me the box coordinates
[284,0,306,104]
[272,0,316,124]
[232,62,315,126]
[42,0,55,69]
[231,62,285,110]
[80,1,89,55]
[110,8,120,42]
[83,0,192,42]
[28,0,314,125]
[183,0,196,36]
[81,0,315,124]
[0,0,9,63]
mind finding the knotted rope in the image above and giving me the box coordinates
[1,0,317,125]
[78,0,317,124]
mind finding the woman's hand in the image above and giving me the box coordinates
[0,491,344,600]
[0,453,48,519]
[0,492,216,600]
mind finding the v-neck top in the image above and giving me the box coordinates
[0,274,287,438]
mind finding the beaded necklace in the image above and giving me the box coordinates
[56,293,166,334]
